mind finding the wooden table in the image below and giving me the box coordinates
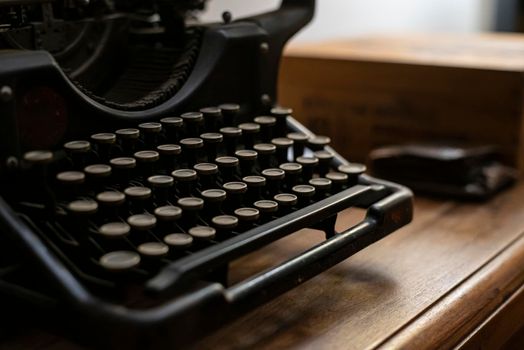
[4,183,524,349]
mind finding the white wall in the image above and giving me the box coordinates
[199,0,496,42]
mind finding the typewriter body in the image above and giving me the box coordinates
[0,1,412,348]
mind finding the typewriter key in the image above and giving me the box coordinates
[201,189,226,217]
[67,199,98,216]
[99,251,140,271]
[234,207,260,230]
[124,186,152,213]
[220,127,242,155]
[238,123,260,148]
[154,206,182,221]
[116,128,140,155]
[338,163,366,186]
[309,178,332,199]
[254,143,276,169]
[110,157,136,169]
[243,175,266,202]
[272,138,293,163]
[160,117,183,143]
[200,132,223,162]
[219,103,240,126]
[98,222,131,238]
[223,182,247,209]
[23,150,54,165]
[292,185,316,207]
[178,197,204,226]
[254,200,278,221]
[212,215,238,237]
[135,150,160,177]
[287,132,309,158]
[215,156,239,182]
[96,191,126,207]
[280,162,303,189]
[181,112,204,137]
[56,171,85,185]
[235,150,258,176]
[254,116,276,142]
[189,226,216,241]
[180,138,204,166]
[85,164,112,178]
[261,168,285,195]
[326,172,348,192]
[91,133,116,145]
[148,175,174,188]
[157,144,181,170]
[172,169,198,196]
[127,214,157,231]
[139,122,162,134]
[64,140,91,153]
[271,106,292,137]
[314,150,334,177]
[308,135,331,151]
[200,107,222,131]
[137,242,169,258]
[194,163,219,189]
[164,233,193,248]
[274,193,297,214]
[296,156,319,181]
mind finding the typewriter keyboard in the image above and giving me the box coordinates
[3,105,379,299]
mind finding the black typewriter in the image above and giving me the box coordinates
[0,0,412,348]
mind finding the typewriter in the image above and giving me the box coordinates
[0,0,412,348]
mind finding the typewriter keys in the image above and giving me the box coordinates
[99,251,141,271]
[127,214,157,231]
[164,233,193,248]
[137,242,169,258]
[56,171,85,185]
[23,150,54,164]
[98,222,131,238]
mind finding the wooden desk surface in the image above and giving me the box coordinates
[4,184,524,349]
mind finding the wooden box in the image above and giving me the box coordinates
[278,34,524,171]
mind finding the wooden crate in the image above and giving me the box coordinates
[278,33,524,171]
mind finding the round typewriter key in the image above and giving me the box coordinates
[200,107,222,131]
[116,128,140,139]
[189,226,216,240]
[164,233,193,248]
[243,175,266,202]
[125,186,152,213]
[236,150,258,176]
[98,222,130,238]
[99,251,140,271]
[234,208,260,229]
[238,122,260,148]
[216,156,239,182]
[220,127,242,155]
[287,132,309,158]
[154,205,182,221]
[180,138,204,149]
[297,156,319,181]
[314,150,334,177]
[223,181,247,194]
[212,215,239,230]
[172,169,197,195]
[91,133,116,145]
[308,135,331,151]
[202,189,227,202]
[125,186,152,200]
[326,172,348,192]
[138,242,169,258]
[64,140,91,153]
[309,178,332,199]
[254,116,276,142]
[84,164,112,189]
[272,138,294,149]
[23,150,54,164]
[254,143,276,168]
[219,103,240,126]
[67,199,98,216]
[280,162,303,190]
[148,175,174,188]
[127,214,156,231]
[293,184,316,207]
[177,197,204,211]
[110,157,136,169]
[200,132,223,162]
[254,200,279,216]
[338,163,366,186]
[134,150,160,163]
[157,144,181,156]
[160,117,183,142]
[271,106,293,137]
[223,182,247,210]
[139,122,162,134]
[181,112,204,137]
[194,163,219,189]
[180,138,204,166]
[97,191,126,206]
[274,193,297,214]
[262,168,285,195]
[56,171,85,185]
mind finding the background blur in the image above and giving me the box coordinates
[199,0,499,43]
